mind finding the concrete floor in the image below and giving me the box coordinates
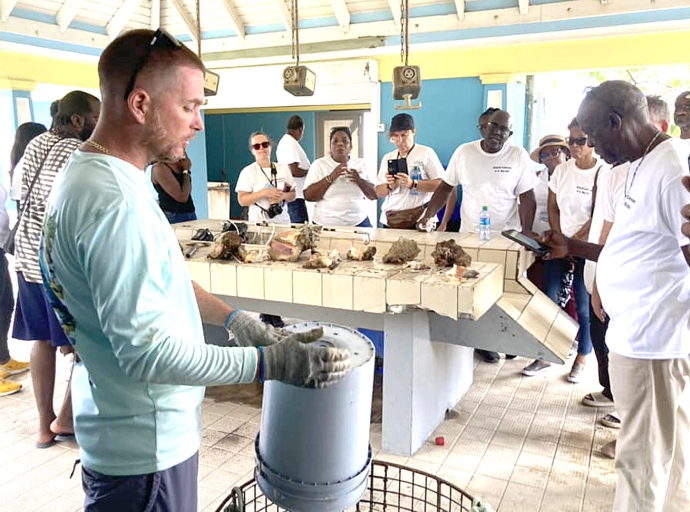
[0,331,617,512]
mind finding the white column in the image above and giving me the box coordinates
[381,310,474,455]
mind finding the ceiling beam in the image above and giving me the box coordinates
[150,0,160,29]
[219,0,245,40]
[56,0,87,33]
[168,0,198,41]
[330,0,351,33]
[106,0,143,40]
[272,0,292,32]
[1,0,687,62]
[518,0,529,15]
[387,0,402,28]
[455,0,465,21]
[0,0,18,22]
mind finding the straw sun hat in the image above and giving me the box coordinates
[530,134,569,163]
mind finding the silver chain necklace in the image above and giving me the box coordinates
[624,131,662,199]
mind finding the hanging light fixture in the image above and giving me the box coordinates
[196,0,220,96]
[392,0,421,110]
[283,0,316,96]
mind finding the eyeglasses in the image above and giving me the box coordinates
[124,28,183,101]
[566,136,588,146]
[252,141,270,150]
[539,147,562,160]
[485,121,512,136]
[389,130,412,142]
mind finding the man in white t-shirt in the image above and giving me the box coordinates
[376,113,445,228]
[419,109,537,364]
[582,96,671,458]
[419,109,537,235]
[543,81,690,512]
[276,115,310,223]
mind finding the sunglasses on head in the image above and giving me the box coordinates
[567,136,588,146]
[124,28,183,101]
[252,141,270,150]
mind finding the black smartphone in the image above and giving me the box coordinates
[501,230,550,257]
[387,158,408,176]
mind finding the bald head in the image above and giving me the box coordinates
[577,81,662,164]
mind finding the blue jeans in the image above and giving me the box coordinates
[163,211,197,224]
[356,217,372,228]
[288,199,309,223]
[544,258,592,356]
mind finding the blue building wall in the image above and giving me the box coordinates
[204,111,317,217]
[32,100,54,130]
[379,77,485,168]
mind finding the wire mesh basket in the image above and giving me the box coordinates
[214,459,475,512]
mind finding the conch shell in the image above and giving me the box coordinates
[346,245,377,261]
[269,224,323,262]
[303,249,342,270]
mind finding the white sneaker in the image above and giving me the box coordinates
[522,359,552,376]
[567,362,585,383]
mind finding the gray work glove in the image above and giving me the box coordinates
[262,334,352,389]
[225,311,297,348]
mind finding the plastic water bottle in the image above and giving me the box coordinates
[410,163,422,196]
[479,206,491,241]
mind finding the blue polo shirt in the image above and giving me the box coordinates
[40,150,257,476]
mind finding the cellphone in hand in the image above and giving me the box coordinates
[501,230,550,257]
[387,158,408,176]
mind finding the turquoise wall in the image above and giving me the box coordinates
[378,77,485,167]
[32,100,54,130]
[204,111,317,217]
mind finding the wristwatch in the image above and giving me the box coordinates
[411,180,418,189]
[182,170,191,176]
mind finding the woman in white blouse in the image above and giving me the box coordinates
[235,132,296,328]
[235,132,296,224]
[303,127,377,227]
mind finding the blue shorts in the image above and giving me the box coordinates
[82,452,199,512]
[12,272,70,347]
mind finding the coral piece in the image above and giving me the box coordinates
[403,261,430,271]
[303,250,342,270]
[383,237,421,264]
[241,248,271,263]
[346,245,377,261]
[208,232,242,260]
[431,240,472,267]
[269,224,323,261]
[445,265,480,280]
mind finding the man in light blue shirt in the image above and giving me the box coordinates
[40,29,351,512]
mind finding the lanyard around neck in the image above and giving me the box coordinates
[257,162,277,187]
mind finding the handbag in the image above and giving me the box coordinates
[3,140,60,255]
[385,204,426,230]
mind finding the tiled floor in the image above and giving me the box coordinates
[0,335,617,512]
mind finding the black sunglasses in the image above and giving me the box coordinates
[566,136,588,146]
[252,141,270,150]
[124,28,183,101]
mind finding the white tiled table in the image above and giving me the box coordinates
[176,221,577,455]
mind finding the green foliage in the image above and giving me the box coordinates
[580,65,690,130]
